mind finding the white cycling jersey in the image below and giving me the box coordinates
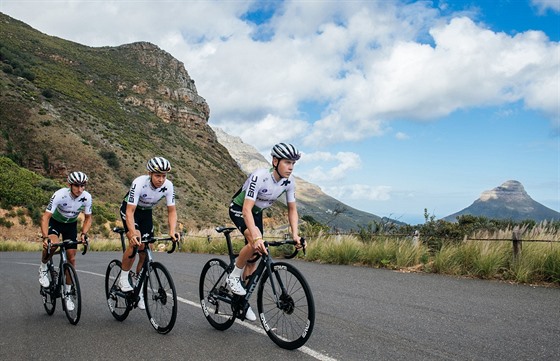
[125,175,175,209]
[46,188,93,223]
[232,168,296,213]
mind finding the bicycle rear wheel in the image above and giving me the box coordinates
[61,263,81,325]
[40,266,57,315]
[105,259,130,321]
[257,262,315,350]
[144,262,177,334]
[199,258,235,330]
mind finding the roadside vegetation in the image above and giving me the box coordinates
[2,210,558,286]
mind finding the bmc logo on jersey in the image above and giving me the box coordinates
[247,175,258,198]
[128,184,136,203]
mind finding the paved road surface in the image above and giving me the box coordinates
[0,251,558,360]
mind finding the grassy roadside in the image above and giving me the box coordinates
[2,232,559,287]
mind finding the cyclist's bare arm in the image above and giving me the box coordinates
[125,203,140,247]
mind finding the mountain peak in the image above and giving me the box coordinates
[444,180,559,222]
[479,180,528,202]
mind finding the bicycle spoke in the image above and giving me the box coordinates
[62,263,81,325]
[41,265,57,315]
[258,262,315,350]
[145,262,177,334]
[199,258,235,330]
[104,259,130,322]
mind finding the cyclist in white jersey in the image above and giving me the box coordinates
[227,143,303,321]
[117,157,180,310]
[38,171,92,310]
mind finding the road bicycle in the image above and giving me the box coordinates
[199,226,315,350]
[40,238,88,325]
[104,227,178,334]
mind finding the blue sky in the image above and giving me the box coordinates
[1,0,558,224]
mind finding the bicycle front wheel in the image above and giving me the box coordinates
[199,258,235,330]
[257,261,315,350]
[105,259,130,322]
[145,262,177,334]
[61,263,81,325]
[40,266,57,315]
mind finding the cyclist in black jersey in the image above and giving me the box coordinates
[38,171,92,311]
[117,157,180,310]
[226,143,303,321]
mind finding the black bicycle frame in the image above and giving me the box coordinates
[220,229,286,309]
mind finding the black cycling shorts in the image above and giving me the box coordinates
[119,201,154,238]
[229,202,263,245]
[48,218,78,249]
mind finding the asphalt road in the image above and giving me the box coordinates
[0,251,558,360]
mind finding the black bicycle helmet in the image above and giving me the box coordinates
[146,157,171,173]
[271,143,301,161]
[67,171,88,185]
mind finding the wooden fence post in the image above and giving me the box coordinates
[512,230,522,259]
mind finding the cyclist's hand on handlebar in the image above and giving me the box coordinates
[252,237,268,255]
[294,236,303,249]
[171,232,181,243]
[127,234,140,247]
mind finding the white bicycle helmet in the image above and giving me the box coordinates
[271,143,301,161]
[67,171,88,185]
[146,157,171,173]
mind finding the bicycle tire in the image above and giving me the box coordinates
[40,265,57,315]
[61,263,81,325]
[105,259,130,322]
[199,258,235,330]
[257,261,315,350]
[144,262,177,334]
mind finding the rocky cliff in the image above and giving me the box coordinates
[0,12,245,230]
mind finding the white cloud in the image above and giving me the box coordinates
[323,184,393,202]
[318,17,559,137]
[4,1,557,146]
[300,151,361,182]
[395,132,410,140]
[213,114,309,151]
[532,0,560,13]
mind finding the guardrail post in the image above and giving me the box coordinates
[512,229,522,259]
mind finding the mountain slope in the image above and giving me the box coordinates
[444,180,560,222]
[212,127,384,231]
[0,12,246,230]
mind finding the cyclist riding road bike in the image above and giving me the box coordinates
[226,143,303,321]
[38,171,92,311]
[117,157,180,310]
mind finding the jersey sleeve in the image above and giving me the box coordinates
[285,177,296,203]
[126,177,142,205]
[165,181,176,206]
[84,193,93,215]
[243,171,261,202]
[45,193,57,213]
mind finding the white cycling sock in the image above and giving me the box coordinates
[65,284,71,292]
[40,262,48,270]
[120,270,129,281]
[230,266,243,278]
